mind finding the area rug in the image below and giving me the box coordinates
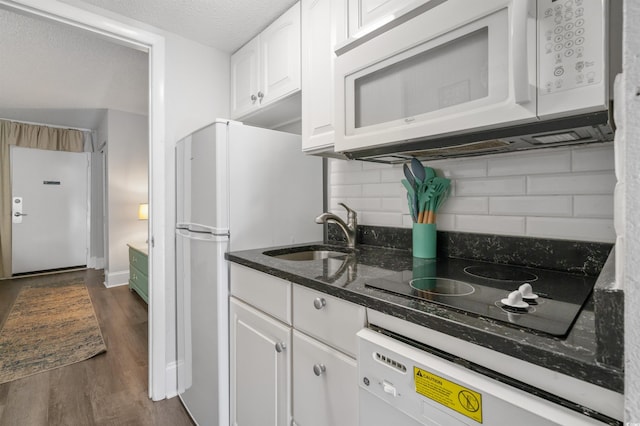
[0,282,107,384]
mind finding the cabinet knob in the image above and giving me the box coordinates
[257,91,264,102]
[250,94,257,103]
[275,342,286,353]
[313,363,326,376]
[313,297,326,310]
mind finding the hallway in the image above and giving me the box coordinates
[0,269,194,425]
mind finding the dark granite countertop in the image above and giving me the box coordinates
[227,236,623,395]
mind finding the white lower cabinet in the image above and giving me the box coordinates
[230,297,292,426]
[292,330,358,426]
[229,263,361,426]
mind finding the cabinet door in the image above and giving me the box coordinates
[230,298,292,426]
[301,0,345,152]
[347,0,430,39]
[260,2,301,106]
[292,330,358,426]
[231,37,261,118]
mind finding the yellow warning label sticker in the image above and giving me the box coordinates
[414,367,483,423]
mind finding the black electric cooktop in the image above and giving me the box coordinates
[365,257,597,337]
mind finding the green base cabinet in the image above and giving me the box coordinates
[127,243,148,303]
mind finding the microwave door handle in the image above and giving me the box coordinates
[511,0,532,104]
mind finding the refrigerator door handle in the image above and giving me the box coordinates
[176,228,229,242]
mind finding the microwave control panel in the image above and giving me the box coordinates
[538,0,604,95]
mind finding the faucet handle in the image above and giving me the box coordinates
[338,202,357,223]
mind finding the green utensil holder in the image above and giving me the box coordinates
[412,223,437,259]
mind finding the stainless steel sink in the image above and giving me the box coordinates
[263,246,352,261]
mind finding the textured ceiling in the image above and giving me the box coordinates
[59,0,299,53]
[0,7,148,127]
[1,0,297,130]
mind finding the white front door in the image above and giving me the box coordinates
[11,145,89,275]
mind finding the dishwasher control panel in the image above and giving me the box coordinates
[357,328,609,426]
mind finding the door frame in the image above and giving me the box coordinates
[0,0,168,400]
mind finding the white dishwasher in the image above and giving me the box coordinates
[357,328,609,426]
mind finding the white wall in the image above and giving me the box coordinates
[104,109,148,287]
[328,143,615,243]
[623,0,640,421]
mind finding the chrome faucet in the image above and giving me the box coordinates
[315,203,357,248]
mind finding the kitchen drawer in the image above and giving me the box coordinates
[129,246,148,273]
[293,285,366,357]
[230,263,292,325]
[292,330,358,426]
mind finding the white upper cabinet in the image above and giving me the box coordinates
[301,0,345,153]
[337,0,434,53]
[230,38,260,119]
[231,2,301,121]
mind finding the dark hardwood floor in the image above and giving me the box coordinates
[0,269,195,426]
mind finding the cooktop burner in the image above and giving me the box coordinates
[365,258,596,337]
[409,278,475,296]
[463,265,538,282]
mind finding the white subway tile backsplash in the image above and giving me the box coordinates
[360,211,403,227]
[438,197,488,214]
[363,183,404,197]
[527,171,616,195]
[489,196,572,216]
[330,197,380,211]
[571,143,614,172]
[328,146,616,242]
[434,213,456,231]
[526,217,615,242]
[330,184,362,198]
[455,176,526,196]
[429,158,488,178]
[331,169,380,185]
[329,159,362,172]
[382,197,407,212]
[488,149,571,176]
[574,195,614,218]
[456,215,526,236]
[381,167,404,182]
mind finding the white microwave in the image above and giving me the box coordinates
[334,0,621,162]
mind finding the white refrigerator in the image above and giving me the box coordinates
[175,120,323,425]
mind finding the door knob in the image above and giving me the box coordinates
[14,212,28,217]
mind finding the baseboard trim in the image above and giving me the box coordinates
[166,361,178,399]
[88,256,105,270]
[104,270,129,288]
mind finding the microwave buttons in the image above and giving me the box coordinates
[539,0,601,95]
